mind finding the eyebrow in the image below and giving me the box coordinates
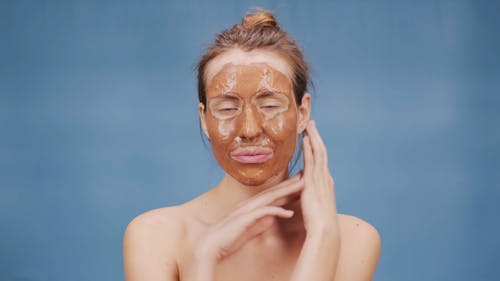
[212,93,241,101]
[255,90,287,98]
[210,91,287,102]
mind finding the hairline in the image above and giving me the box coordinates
[203,48,294,87]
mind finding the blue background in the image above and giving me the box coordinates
[1,0,499,280]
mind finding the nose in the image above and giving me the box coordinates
[238,104,263,140]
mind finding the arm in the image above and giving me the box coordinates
[123,177,303,281]
[292,216,382,281]
[123,209,221,281]
[182,175,305,281]
[290,121,381,281]
[290,226,341,281]
[334,216,381,281]
[289,121,341,281]
[123,210,181,281]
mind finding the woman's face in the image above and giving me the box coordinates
[200,49,310,186]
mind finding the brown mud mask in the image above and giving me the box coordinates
[204,63,299,186]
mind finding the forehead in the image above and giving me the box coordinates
[204,48,293,85]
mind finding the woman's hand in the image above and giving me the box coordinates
[192,174,304,263]
[181,173,305,281]
[288,120,341,281]
[301,120,339,235]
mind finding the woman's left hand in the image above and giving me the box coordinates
[301,120,339,235]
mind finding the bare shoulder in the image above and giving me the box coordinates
[335,214,382,280]
[126,206,186,233]
[123,206,187,281]
[338,213,381,244]
[124,205,187,255]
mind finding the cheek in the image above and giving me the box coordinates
[207,116,237,146]
[216,119,236,141]
[263,111,298,173]
[262,111,297,141]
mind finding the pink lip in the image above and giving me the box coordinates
[231,147,273,164]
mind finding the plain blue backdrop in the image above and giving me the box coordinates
[1,0,499,280]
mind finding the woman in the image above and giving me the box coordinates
[124,10,381,281]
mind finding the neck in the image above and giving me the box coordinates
[212,170,305,236]
[217,170,289,202]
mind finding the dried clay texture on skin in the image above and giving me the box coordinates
[205,62,298,186]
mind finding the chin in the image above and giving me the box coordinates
[236,176,268,186]
[232,168,286,187]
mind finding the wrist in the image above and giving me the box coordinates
[304,225,341,258]
[306,221,340,240]
[192,244,218,265]
[184,247,217,281]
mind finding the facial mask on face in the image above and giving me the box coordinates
[205,62,299,186]
[208,92,290,120]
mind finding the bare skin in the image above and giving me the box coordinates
[123,49,381,281]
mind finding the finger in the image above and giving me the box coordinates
[263,172,302,193]
[270,192,302,208]
[305,120,328,168]
[306,121,327,168]
[238,206,294,228]
[227,206,294,239]
[259,206,294,219]
[233,173,300,208]
[303,135,314,179]
[218,206,294,258]
[242,208,292,237]
[234,178,304,215]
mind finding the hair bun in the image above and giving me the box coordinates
[241,10,278,29]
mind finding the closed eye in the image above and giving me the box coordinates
[219,107,238,111]
[261,104,280,109]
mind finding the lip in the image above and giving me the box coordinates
[230,146,273,164]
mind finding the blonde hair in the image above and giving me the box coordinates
[197,10,310,110]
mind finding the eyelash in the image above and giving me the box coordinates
[218,105,279,111]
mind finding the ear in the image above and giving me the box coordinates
[198,102,210,139]
[297,93,311,134]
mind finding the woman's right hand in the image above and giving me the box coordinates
[194,173,304,262]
